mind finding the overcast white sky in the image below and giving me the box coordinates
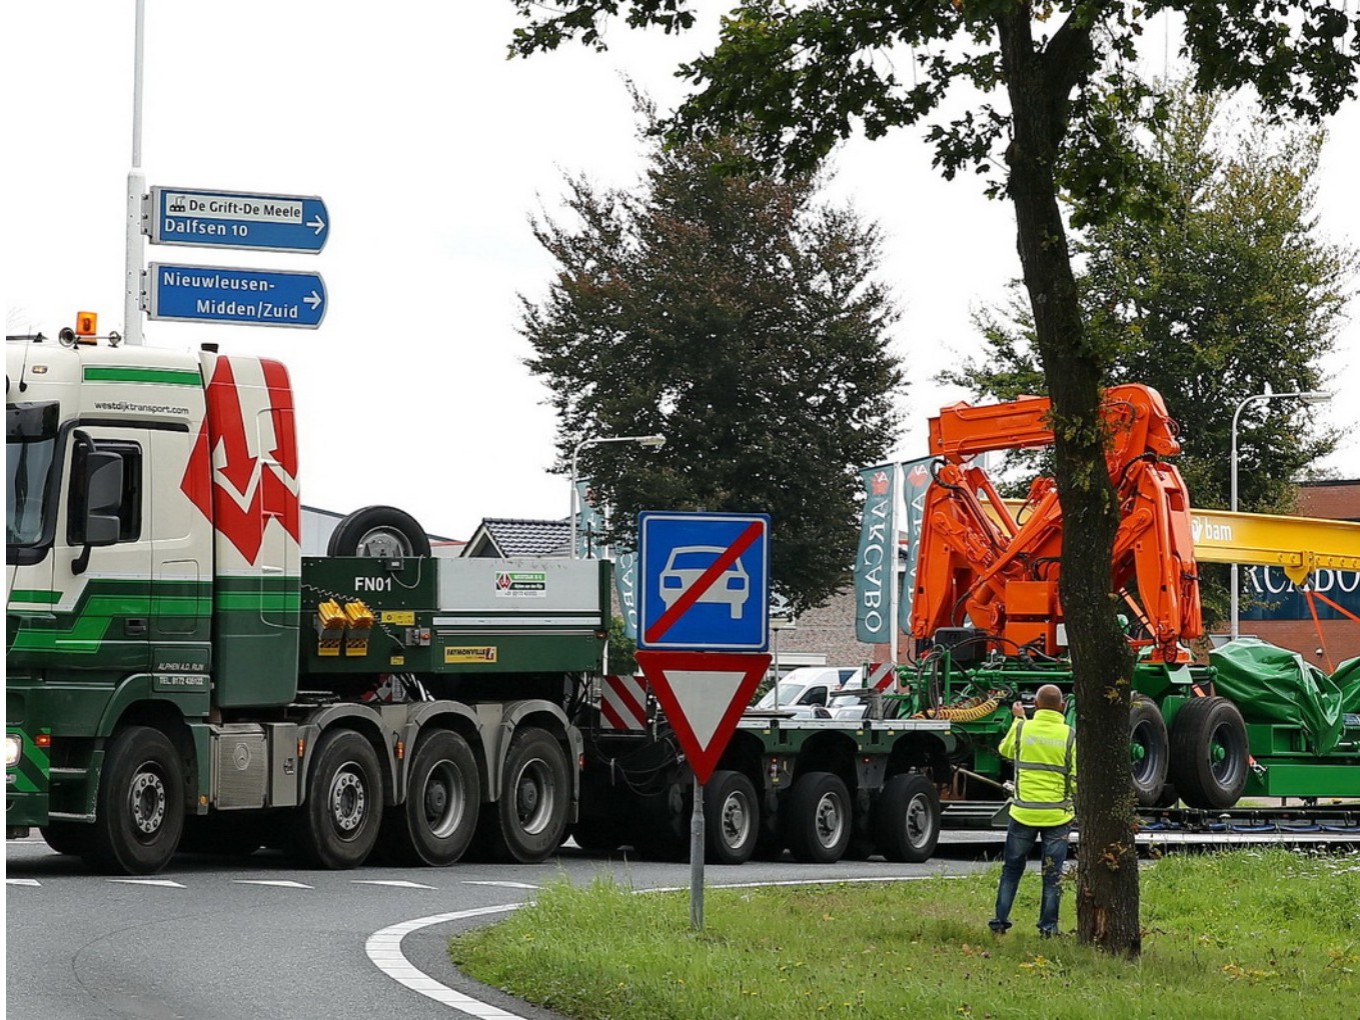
[5,3,1357,540]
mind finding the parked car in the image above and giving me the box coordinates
[749,666,865,718]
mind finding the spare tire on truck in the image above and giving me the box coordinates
[327,505,431,558]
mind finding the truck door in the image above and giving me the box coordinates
[148,427,211,673]
[55,427,153,674]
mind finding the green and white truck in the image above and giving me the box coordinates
[6,329,951,874]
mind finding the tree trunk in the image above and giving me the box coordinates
[996,12,1141,957]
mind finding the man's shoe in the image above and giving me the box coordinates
[988,921,1012,934]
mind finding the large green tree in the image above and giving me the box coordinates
[521,112,903,614]
[510,0,1360,956]
[947,85,1353,625]
[950,85,1350,517]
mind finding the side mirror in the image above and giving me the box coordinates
[72,450,123,574]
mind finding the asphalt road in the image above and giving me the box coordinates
[4,833,1002,1020]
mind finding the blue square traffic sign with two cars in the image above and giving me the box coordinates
[637,511,770,651]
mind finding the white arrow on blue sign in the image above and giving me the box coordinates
[637,511,770,651]
[148,187,329,253]
[146,263,327,329]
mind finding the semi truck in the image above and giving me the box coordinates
[891,383,1360,818]
[5,327,951,874]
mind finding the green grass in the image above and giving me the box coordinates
[449,849,1360,1020]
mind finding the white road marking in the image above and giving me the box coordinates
[461,881,539,890]
[233,880,313,889]
[7,879,41,887]
[353,880,438,890]
[108,879,186,888]
[366,904,525,1017]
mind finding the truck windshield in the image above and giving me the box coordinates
[7,401,60,548]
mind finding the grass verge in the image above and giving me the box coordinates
[449,848,1360,1019]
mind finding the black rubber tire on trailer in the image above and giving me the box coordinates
[291,729,385,869]
[874,773,942,863]
[1168,697,1250,811]
[326,505,431,558]
[83,725,185,875]
[476,727,571,864]
[378,729,480,867]
[40,821,95,857]
[704,770,759,865]
[784,772,852,864]
[1129,694,1171,808]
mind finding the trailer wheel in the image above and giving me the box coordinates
[379,730,479,866]
[326,505,431,558]
[292,729,384,869]
[40,821,94,856]
[874,773,941,863]
[478,727,570,863]
[84,726,185,875]
[704,770,759,865]
[784,772,852,864]
[1129,695,1171,808]
[1169,697,1249,810]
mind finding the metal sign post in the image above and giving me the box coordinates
[690,774,705,930]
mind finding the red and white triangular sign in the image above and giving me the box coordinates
[635,650,771,785]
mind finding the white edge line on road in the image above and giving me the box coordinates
[366,873,956,1016]
[366,903,525,1018]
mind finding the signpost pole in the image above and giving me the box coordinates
[124,0,146,345]
[690,774,705,931]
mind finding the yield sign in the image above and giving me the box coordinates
[635,650,771,784]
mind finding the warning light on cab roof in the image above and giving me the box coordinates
[75,311,98,337]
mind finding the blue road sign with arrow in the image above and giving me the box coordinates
[637,511,770,651]
[146,263,327,329]
[148,187,329,253]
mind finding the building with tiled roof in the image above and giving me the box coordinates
[462,518,571,558]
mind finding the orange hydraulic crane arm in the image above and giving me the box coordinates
[912,383,1199,663]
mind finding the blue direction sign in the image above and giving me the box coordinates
[148,187,329,253]
[637,511,770,651]
[146,263,327,329]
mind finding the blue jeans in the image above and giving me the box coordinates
[990,817,1071,934]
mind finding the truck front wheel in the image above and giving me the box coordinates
[292,729,384,869]
[784,772,852,864]
[379,729,479,866]
[85,725,185,875]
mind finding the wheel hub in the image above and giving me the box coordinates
[129,769,166,836]
[330,771,366,832]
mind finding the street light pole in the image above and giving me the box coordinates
[1228,390,1331,640]
[569,434,665,558]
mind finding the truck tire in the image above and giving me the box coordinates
[477,727,570,863]
[874,773,941,863]
[379,730,479,866]
[292,729,385,869]
[704,770,759,865]
[84,725,185,875]
[40,821,94,856]
[784,772,852,864]
[1129,694,1171,808]
[1169,697,1249,810]
[326,505,431,558]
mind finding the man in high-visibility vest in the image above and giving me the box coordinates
[989,684,1076,937]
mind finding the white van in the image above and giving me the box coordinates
[750,666,865,718]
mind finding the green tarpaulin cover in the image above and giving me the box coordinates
[1210,640,1360,755]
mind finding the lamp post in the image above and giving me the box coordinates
[569,434,666,558]
[1228,390,1331,639]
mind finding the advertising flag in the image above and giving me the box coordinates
[614,549,640,639]
[575,478,603,559]
[854,464,897,643]
[898,457,934,633]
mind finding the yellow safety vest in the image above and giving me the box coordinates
[1000,708,1076,827]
